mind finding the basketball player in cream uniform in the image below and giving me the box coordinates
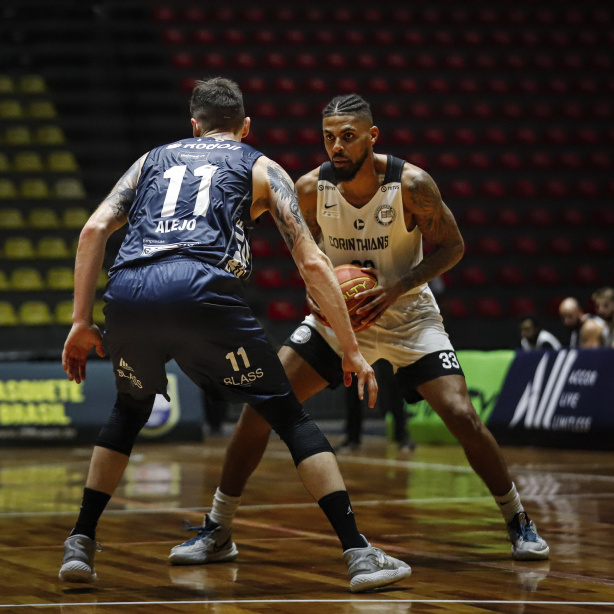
[179,94,550,564]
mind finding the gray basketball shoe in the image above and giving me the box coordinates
[59,534,101,582]
[508,512,550,560]
[169,515,238,565]
[343,538,411,593]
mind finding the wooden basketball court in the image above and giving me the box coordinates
[0,434,612,612]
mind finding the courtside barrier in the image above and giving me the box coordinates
[0,360,203,446]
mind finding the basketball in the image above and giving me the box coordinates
[315,264,378,333]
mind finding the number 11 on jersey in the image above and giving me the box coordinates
[161,164,218,218]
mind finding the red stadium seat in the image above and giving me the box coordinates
[462,207,488,225]
[252,102,277,118]
[543,180,569,198]
[255,268,284,288]
[396,78,419,93]
[443,297,469,318]
[241,78,266,93]
[344,31,366,45]
[263,53,286,69]
[285,102,309,118]
[472,102,493,118]
[499,153,522,169]
[296,127,320,145]
[576,180,601,198]
[483,128,507,144]
[500,102,523,118]
[161,29,185,45]
[476,237,504,255]
[475,297,504,318]
[584,237,611,256]
[573,265,601,286]
[202,53,225,69]
[592,207,614,226]
[548,236,574,255]
[366,78,390,93]
[254,30,276,45]
[467,153,491,169]
[512,180,537,197]
[171,53,194,69]
[313,31,335,45]
[560,208,584,226]
[514,128,537,144]
[534,265,562,286]
[284,30,306,45]
[243,8,265,22]
[274,78,298,94]
[193,29,215,44]
[373,31,395,45]
[422,129,445,144]
[527,208,552,226]
[184,7,206,22]
[232,53,256,70]
[390,129,414,145]
[510,297,537,316]
[378,103,402,118]
[497,208,520,226]
[457,78,479,93]
[325,54,348,69]
[435,153,460,169]
[335,78,358,94]
[480,180,505,198]
[151,7,176,22]
[264,128,289,145]
[513,237,540,255]
[214,8,236,21]
[441,103,462,117]
[286,268,305,288]
[357,55,378,70]
[223,30,244,45]
[498,266,525,286]
[452,128,476,144]
[405,153,428,170]
[267,299,298,321]
[410,103,432,119]
[385,54,408,69]
[295,53,318,69]
[250,236,273,258]
[447,181,473,199]
[276,153,302,172]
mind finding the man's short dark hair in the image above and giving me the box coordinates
[322,94,373,124]
[190,77,245,133]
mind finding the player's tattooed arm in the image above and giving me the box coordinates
[401,169,465,289]
[102,158,141,223]
[267,161,312,251]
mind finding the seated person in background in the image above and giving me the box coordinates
[519,315,561,351]
[592,287,614,348]
[558,297,605,348]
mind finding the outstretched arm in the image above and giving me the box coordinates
[252,157,377,405]
[63,155,146,383]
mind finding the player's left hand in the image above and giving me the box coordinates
[62,322,105,384]
[353,267,405,328]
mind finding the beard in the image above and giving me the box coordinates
[330,148,369,182]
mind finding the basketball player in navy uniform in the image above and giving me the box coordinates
[185,94,549,566]
[59,79,411,592]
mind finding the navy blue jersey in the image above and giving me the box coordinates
[110,137,263,279]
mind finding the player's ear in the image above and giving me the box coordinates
[241,117,251,140]
[191,118,201,137]
[370,125,379,145]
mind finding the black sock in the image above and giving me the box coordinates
[318,490,368,552]
[72,487,111,540]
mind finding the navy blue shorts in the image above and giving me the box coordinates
[103,257,293,407]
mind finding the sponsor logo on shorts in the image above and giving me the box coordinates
[119,358,133,372]
[291,325,312,344]
[116,368,143,389]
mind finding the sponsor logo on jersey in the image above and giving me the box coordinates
[328,235,389,251]
[354,219,365,230]
[318,183,337,192]
[224,219,251,278]
[167,142,182,149]
[182,142,241,151]
[375,204,396,226]
[322,202,340,218]
[509,349,595,433]
[290,325,312,344]
[223,368,264,387]
[324,203,337,209]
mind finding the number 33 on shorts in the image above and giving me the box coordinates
[439,351,460,370]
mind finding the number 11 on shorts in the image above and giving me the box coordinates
[226,347,251,371]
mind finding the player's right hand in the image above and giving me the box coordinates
[62,322,105,384]
[342,351,378,408]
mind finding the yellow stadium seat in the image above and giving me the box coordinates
[0,99,24,119]
[36,125,66,145]
[28,207,60,228]
[10,267,44,290]
[46,266,74,290]
[62,207,90,228]
[0,179,18,199]
[19,301,53,325]
[37,236,70,259]
[96,269,109,290]
[47,151,78,172]
[0,76,15,94]
[93,300,106,325]
[0,302,18,326]
[0,208,25,229]
[0,271,10,291]
[0,153,10,172]
[14,151,44,172]
[20,178,50,199]
[54,178,86,199]
[4,237,35,259]
[4,126,32,145]
[18,75,47,94]
[71,237,79,256]
[27,100,57,118]
[54,300,74,325]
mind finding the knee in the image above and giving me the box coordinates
[438,398,484,440]
[96,393,155,456]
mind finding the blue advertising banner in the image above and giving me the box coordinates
[0,360,204,446]
[488,348,614,450]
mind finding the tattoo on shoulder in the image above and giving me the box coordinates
[408,171,442,212]
[107,160,140,220]
[267,162,309,250]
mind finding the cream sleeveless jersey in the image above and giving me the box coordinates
[316,155,426,296]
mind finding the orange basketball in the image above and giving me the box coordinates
[334,265,378,332]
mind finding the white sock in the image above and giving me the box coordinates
[208,487,241,529]
[494,482,524,524]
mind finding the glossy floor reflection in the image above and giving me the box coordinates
[0,436,613,612]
